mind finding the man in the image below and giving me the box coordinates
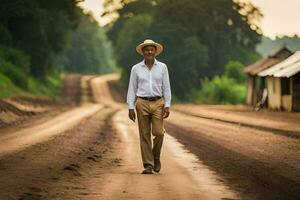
[127,39,171,174]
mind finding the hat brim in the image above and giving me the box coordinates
[136,42,163,56]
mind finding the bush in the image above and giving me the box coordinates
[224,61,246,83]
[27,73,63,99]
[0,58,28,89]
[0,45,30,73]
[189,76,246,104]
[44,73,63,98]
[27,77,42,94]
[0,72,28,98]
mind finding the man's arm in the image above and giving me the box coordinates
[127,67,138,121]
[162,65,171,118]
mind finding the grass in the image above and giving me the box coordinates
[0,73,30,98]
[0,72,63,100]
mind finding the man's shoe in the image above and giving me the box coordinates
[142,166,153,174]
[154,159,161,173]
[142,164,153,174]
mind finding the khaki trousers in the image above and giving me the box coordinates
[135,97,165,167]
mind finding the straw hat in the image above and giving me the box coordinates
[136,39,163,56]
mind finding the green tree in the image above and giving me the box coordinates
[152,0,261,74]
[0,0,80,80]
[62,12,117,74]
[190,76,246,104]
[166,36,209,100]
[115,14,153,82]
[106,0,262,100]
[224,60,246,83]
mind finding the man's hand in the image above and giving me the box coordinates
[128,109,136,122]
[163,107,170,119]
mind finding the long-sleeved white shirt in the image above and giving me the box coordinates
[127,59,171,109]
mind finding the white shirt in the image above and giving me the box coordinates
[127,59,171,109]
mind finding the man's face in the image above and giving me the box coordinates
[142,45,156,60]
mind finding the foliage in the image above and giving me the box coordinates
[0,71,62,99]
[0,1,116,79]
[0,45,30,73]
[0,72,29,98]
[0,45,30,89]
[27,73,63,99]
[189,76,246,104]
[0,0,117,98]
[115,14,153,82]
[224,60,246,83]
[0,58,28,89]
[106,0,262,100]
[0,0,80,79]
[57,12,117,74]
[169,36,209,100]
[188,60,247,104]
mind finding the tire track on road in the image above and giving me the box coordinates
[165,120,300,200]
[0,107,121,200]
[172,107,300,139]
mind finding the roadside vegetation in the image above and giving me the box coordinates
[188,61,246,104]
[103,0,262,104]
[1,0,299,104]
[0,72,61,99]
[0,0,117,99]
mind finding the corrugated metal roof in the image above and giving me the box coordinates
[258,51,300,77]
[274,61,300,77]
[243,46,292,75]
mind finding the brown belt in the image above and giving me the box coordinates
[138,96,162,101]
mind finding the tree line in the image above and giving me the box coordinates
[104,0,262,102]
[1,0,264,103]
[0,0,116,94]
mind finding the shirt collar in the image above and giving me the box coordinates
[141,59,158,67]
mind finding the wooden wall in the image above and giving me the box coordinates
[292,72,300,111]
[267,77,281,110]
[246,76,255,105]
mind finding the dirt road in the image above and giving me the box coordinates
[166,111,300,200]
[0,74,299,200]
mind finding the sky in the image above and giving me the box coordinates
[250,0,300,38]
[77,0,111,26]
[78,0,300,39]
